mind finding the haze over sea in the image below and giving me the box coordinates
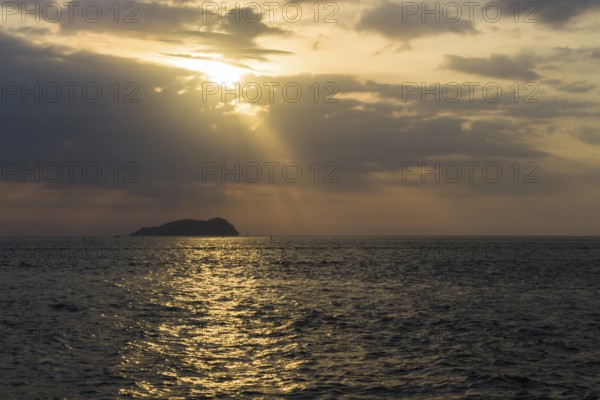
[1,236,599,399]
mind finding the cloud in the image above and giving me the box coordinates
[443,54,540,80]
[356,0,476,42]
[57,2,203,36]
[185,6,291,60]
[498,0,600,26]
[53,2,291,61]
[575,127,600,145]
[555,81,597,94]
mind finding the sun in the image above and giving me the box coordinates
[170,57,248,86]
[198,60,249,85]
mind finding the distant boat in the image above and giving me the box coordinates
[114,235,122,238]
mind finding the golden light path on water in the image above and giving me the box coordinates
[116,239,308,398]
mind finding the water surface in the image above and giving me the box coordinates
[1,237,599,399]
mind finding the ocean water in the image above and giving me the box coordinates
[1,237,600,399]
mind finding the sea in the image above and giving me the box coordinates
[1,236,599,399]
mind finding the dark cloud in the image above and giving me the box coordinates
[161,53,257,71]
[550,46,600,60]
[56,2,203,35]
[498,0,600,26]
[356,0,600,46]
[356,0,476,42]
[555,81,597,94]
[184,7,291,60]
[181,30,291,61]
[443,54,540,80]
[575,127,600,145]
[54,2,290,60]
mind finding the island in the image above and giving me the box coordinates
[130,218,239,237]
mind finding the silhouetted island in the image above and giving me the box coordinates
[130,218,239,237]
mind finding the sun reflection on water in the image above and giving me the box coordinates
[117,238,308,398]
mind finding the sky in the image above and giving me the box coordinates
[1,0,599,235]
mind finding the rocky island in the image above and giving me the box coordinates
[130,218,239,237]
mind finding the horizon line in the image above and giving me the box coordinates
[2,234,600,238]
